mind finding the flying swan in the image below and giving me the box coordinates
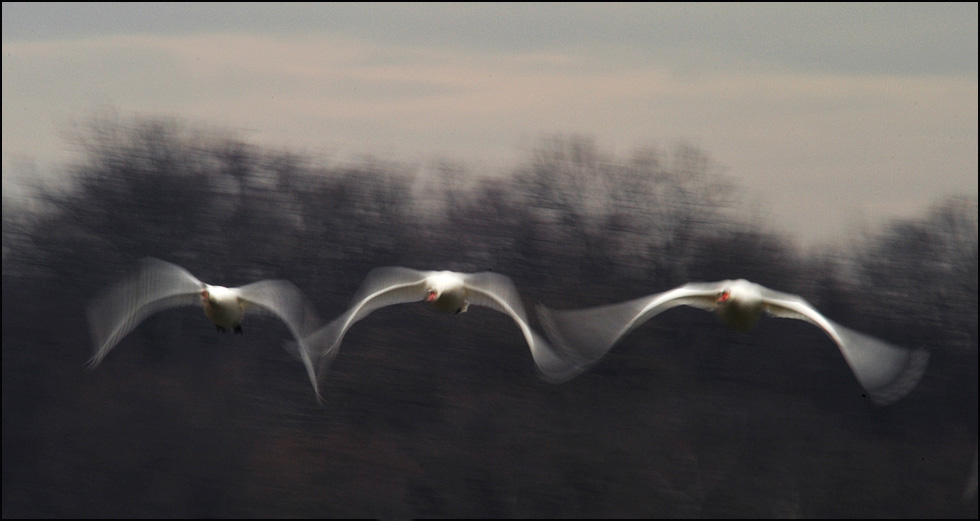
[301,267,580,383]
[536,279,929,405]
[86,257,327,400]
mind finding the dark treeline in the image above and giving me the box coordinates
[3,117,976,517]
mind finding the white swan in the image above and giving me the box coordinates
[536,279,929,405]
[86,257,326,401]
[302,267,580,383]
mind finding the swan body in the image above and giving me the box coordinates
[303,267,579,383]
[86,258,326,400]
[537,279,929,405]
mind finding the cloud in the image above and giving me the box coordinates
[3,4,977,245]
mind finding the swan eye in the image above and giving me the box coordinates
[718,290,731,303]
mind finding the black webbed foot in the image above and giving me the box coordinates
[216,325,227,333]
[234,325,243,335]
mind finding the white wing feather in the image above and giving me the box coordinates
[758,286,929,406]
[298,267,429,377]
[536,282,721,376]
[86,258,204,368]
[462,272,583,383]
[235,279,326,401]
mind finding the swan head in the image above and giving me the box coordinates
[201,285,237,307]
[717,289,732,303]
[423,272,468,313]
[715,280,760,305]
[424,272,463,301]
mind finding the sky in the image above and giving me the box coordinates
[2,2,977,246]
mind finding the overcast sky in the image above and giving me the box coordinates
[3,3,977,246]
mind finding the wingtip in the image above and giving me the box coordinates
[866,347,931,406]
[85,344,109,370]
[312,385,326,406]
[533,303,561,342]
[527,326,595,384]
[534,302,555,322]
[537,364,586,385]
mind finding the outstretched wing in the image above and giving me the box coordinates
[235,279,325,401]
[760,286,929,405]
[86,258,204,368]
[536,282,722,377]
[462,272,582,383]
[296,267,430,381]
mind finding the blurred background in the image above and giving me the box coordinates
[2,119,976,517]
[3,3,977,518]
